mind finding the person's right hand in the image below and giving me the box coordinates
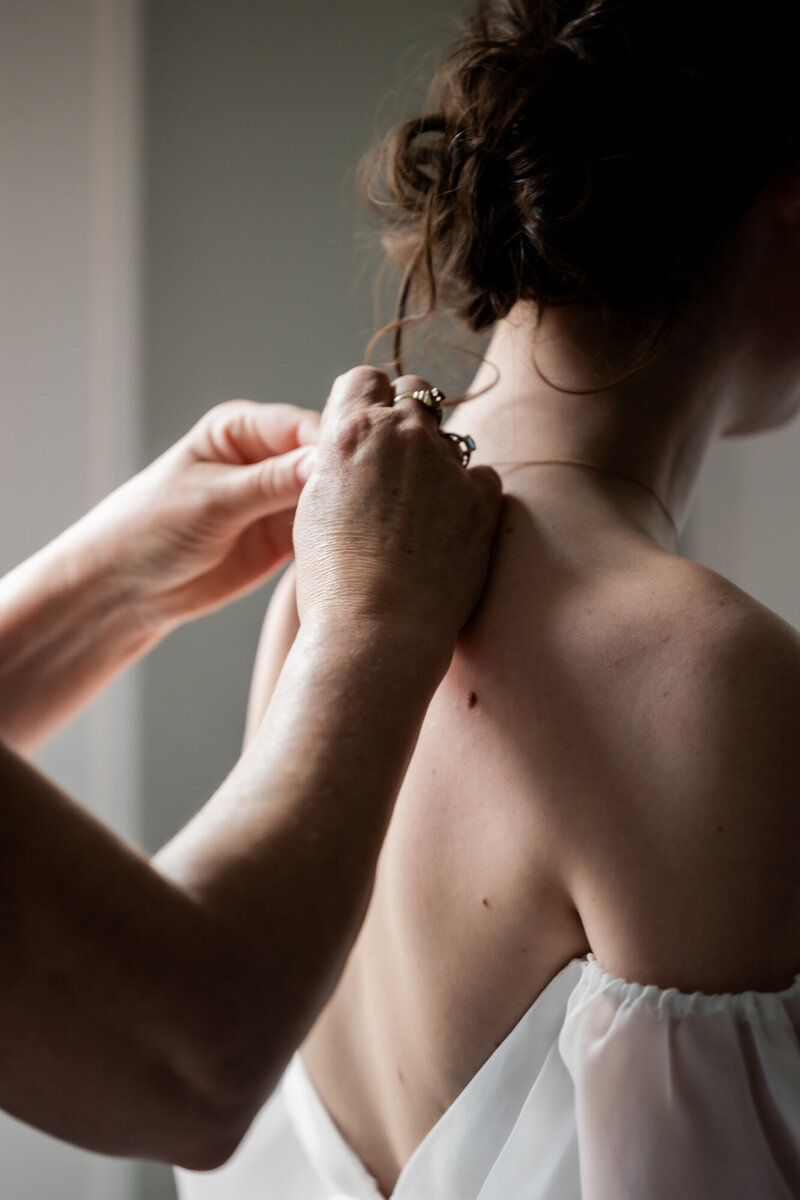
[293,367,503,650]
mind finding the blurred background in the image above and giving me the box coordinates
[2,0,800,1197]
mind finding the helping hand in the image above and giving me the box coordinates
[71,400,320,634]
[294,367,503,653]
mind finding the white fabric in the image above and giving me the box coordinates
[562,957,800,1199]
[176,954,800,1200]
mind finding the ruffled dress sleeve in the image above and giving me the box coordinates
[558,954,800,1200]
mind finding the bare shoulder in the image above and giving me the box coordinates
[609,552,800,697]
[563,554,800,993]
[612,554,800,746]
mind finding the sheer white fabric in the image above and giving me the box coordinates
[562,957,800,1199]
[176,955,800,1200]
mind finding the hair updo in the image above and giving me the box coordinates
[361,0,800,377]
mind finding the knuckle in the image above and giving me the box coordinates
[393,373,432,395]
[338,365,390,393]
[330,371,350,394]
[265,456,300,503]
[483,466,503,489]
[405,419,434,450]
[260,401,293,422]
[392,412,433,451]
[254,458,280,500]
[194,400,252,447]
[205,398,249,422]
[354,364,390,385]
[473,476,499,509]
[328,410,375,455]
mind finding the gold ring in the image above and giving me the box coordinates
[394,386,445,425]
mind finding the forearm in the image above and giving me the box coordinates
[0,737,248,1169]
[0,615,448,1165]
[0,520,158,752]
[155,615,448,1082]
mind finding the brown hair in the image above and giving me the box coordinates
[360,0,800,382]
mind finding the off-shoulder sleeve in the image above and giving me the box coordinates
[559,955,800,1200]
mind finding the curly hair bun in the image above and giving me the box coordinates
[363,0,800,351]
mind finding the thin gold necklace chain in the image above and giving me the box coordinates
[496,458,679,541]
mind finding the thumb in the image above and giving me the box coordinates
[225,445,318,522]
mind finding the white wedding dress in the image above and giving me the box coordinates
[176,954,800,1199]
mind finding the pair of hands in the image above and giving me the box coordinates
[75,367,503,651]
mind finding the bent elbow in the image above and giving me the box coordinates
[173,1126,247,1173]
[164,1040,285,1172]
[155,950,292,1168]
[161,1088,256,1173]
[143,1046,270,1172]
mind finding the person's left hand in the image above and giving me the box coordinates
[68,400,320,633]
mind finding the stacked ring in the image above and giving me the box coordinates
[441,432,477,468]
[394,387,446,425]
[393,386,477,468]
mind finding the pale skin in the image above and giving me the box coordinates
[245,168,800,1194]
[0,372,502,1168]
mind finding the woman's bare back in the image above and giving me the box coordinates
[253,465,800,1197]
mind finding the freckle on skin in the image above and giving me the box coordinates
[468,691,478,709]
[482,897,490,908]
[717,825,725,833]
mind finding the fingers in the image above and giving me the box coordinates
[241,401,322,456]
[325,368,440,421]
[322,369,446,469]
[324,366,440,421]
[389,374,439,420]
[294,406,322,447]
[467,464,504,524]
[192,400,322,464]
[221,444,317,523]
[207,371,486,535]
[324,367,395,423]
[468,463,503,499]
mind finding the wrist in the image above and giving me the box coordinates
[300,608,455,692]
[24,521,162,657]
[0,524,161,751]
[45,493,181,643]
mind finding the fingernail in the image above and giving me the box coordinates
[295,448,317,483]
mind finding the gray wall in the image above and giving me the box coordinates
[686,431,800,631]
[139,0,466,855]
